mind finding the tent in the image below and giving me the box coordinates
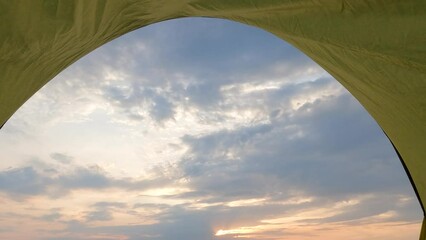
[0,0,425,238]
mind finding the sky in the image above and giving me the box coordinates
[0,17,423,240]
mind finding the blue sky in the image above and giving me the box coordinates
[0,17,422,240]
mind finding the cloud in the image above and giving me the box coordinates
[92,202,127,208]
[84,202,128,223]
[169,89,420,224]
[40,210,62,222]
[9,17,321,128]
[0,167,50,197]
[150,94,175,123]
[3,75,413,239]
[0,164,171,199]
[50,153,73,164]
[58,206,217,240]
[85,210,113,222]
[185,81,223,108]
[41,192,420,240]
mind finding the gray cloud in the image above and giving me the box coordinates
[58,166,112,190]
[40,210,62,222]
[50,153,73,164]
[39,81,416,239]
[85,210,113,222]
[15,78,417,240]
[185,81,222,108]
[0,164,170,199]
[0,167,50,198]
[46,192,421,240]
[149,94,175,123]
[36,17,321,126]
[171,90,421,221]
[84,202,128,222]
[92,201,127,209]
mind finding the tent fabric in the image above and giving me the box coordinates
[0,0,425,237]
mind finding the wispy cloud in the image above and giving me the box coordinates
[0,163,172,199]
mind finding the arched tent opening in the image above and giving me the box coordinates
[0,16,422,239]
[0,1,425,238]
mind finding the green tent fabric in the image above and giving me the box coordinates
[1,0,425,237]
